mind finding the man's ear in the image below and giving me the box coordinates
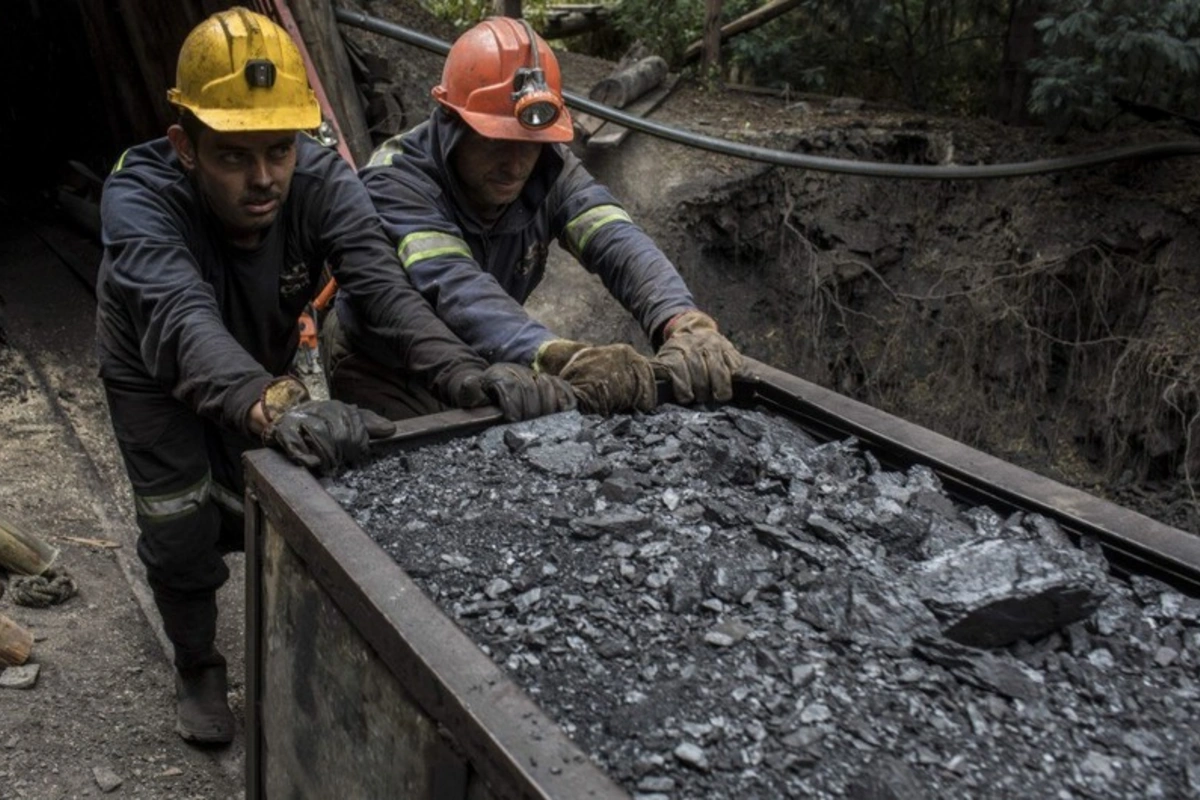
[167,124,196,171]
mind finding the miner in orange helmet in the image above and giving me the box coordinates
[325,17,745,417]
[95,7,568,746]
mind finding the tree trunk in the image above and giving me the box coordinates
[993,0,1046,125]
[703,0,724,73]
[494,0,522,17]
[588,57,669,108]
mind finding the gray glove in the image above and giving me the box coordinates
[536,339,656,415]
[480,363,577,421]
[264,391,394,474]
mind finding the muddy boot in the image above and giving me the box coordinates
[175,658,234,744]
[153,590,234,744]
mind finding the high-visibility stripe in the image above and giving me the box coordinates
[367,135,405,167]
[208,481,244,518]
[134,473,211,523]
[564,204,632,256]
[112,149,131,173]
[397,231,472,269]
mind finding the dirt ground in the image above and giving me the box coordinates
[1,4,1198,799]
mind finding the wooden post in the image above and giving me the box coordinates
[703,0,724,73]
[0,515,58,576]
[494,0,523,17]
[0,613,33,667]
[285,0,374,166]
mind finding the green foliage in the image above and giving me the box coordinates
[609,0,1009,114]
[610,0,706,66]
[1028,0,1200,127]
[421,0,550,34]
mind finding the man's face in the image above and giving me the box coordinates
[168,126,298,247]
[450,127,542,219]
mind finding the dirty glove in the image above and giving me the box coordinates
[480,363,577,421]
[535,339,656,415]
[261,377,395,474]
[653,310,744,404]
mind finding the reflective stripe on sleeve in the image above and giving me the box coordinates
[397,231,472,270]
[134,472,212,523]
[367,134,406,167]
[564,204,632,257]
[208,481,244,518]
[111,148,131,173]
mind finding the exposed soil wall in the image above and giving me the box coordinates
[632,115,1200,533]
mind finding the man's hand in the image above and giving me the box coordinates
[256,376,394,474]
[445,363,576,421]
[265,399,395,474]
[480,363,576,421]
[536,340,656,415]
[653,310,744,404]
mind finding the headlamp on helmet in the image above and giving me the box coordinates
[511,20,563,131]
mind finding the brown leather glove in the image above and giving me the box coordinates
[535,339,656,415]
[653,310,744,404]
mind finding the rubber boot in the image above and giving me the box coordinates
[153,591,235,744]
[175,657,235,744]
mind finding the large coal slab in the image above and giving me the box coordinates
[330,406,1200,799]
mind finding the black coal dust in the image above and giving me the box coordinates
[329,406,1200,799]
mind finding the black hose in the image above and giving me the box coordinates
[334,8,1200,181]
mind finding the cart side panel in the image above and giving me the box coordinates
[261,516,486,799]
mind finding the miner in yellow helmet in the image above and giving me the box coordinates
[96,7,570,745]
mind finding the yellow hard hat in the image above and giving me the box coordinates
[167,6,321,132]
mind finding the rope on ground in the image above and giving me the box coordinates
[10,567,78,607]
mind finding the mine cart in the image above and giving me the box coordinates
[243,359,1200,799]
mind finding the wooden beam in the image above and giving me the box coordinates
[703,0,724,72]
[284,0,373,166]
[682,0,805,64]
[0,515,58,577]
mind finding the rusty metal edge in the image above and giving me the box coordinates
[242,431,630,800]
[244,485,265,800]
[740,358,1200,591]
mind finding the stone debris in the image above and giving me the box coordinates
[0,664,39,689]
[92,765,123,793]
[334,405,1200,799]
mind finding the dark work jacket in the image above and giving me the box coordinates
[96,134,486,436]
[354,108,696,366]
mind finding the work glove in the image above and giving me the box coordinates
[535,339,656,415]
[444,363,576,421]
[260,377,395,474]
[480,363,577,421]
[652,310,744,404]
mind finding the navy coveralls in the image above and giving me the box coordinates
[96,134,485,666]
[341,108,697,371]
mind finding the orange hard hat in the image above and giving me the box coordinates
[432,17,574,143]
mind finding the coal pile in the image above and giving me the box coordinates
[329,406,1200,799]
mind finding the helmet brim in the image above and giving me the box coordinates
[455,105,575,144]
